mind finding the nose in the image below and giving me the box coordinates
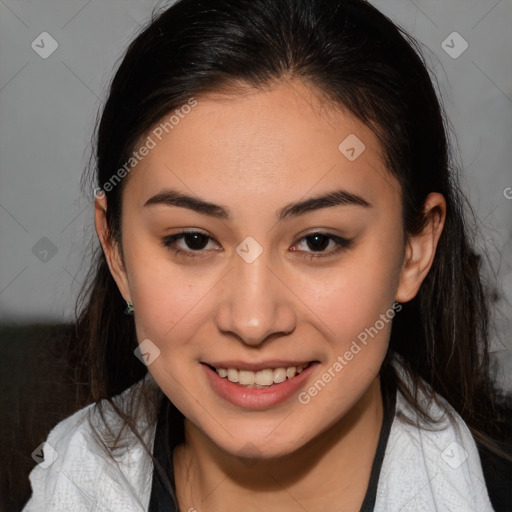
[215,251,297,346]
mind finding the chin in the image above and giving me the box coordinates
[206,420,316,461]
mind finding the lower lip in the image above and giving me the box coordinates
[202,363,318,409]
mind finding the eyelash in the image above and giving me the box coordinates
[161,231,353,261]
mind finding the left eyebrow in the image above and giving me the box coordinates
[278,189,372,221]
[143,188,372,221]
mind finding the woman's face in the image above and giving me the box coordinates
[97,80,436,459]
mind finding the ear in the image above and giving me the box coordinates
[94,194,132,303]
[396,192,446,303]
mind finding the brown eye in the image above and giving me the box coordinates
[293,232,353,260]
[162,231,218,258]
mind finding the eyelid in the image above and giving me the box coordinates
[293,232,352,260]
[161,230,220,259]
[161,230,353,260]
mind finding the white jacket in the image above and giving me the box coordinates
[22,366,495,511]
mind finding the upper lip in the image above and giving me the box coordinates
[203,360,316,371]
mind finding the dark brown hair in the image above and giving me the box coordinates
[71,0,512,506]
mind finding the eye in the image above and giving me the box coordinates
[162,230,353,260]
[162,230,219,259]
[292,232,353,260]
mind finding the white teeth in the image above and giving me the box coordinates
[227,368,239,383]
[238,370,255,385]
[286,366,296,379]
[215,364,310,386]
[273,368,287,383]
[255,369,274,386]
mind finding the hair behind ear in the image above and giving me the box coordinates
[73,249,142,403]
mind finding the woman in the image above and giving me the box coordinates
[23,0,512,510]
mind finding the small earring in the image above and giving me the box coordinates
[124,301,134,315]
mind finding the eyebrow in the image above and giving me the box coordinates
[143,188,371,221]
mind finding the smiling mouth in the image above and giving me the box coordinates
[204,362,315,388]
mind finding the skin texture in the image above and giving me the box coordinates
[95,80,446,511]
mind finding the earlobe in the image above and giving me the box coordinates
[94,195,132,303]
[396,193,446,303]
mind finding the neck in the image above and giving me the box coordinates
[173,375,384,512]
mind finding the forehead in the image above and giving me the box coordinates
[124,80,400,214]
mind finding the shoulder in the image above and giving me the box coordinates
[392,355,512,511]
[22,373,161,512]
[374,356,496,511]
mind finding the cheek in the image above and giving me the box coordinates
[303,239,402,341]
[123,239,216,347]
[296,248,402,415]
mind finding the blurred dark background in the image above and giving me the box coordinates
[0,324,90,511]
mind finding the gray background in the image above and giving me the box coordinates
[1,1,511,387]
